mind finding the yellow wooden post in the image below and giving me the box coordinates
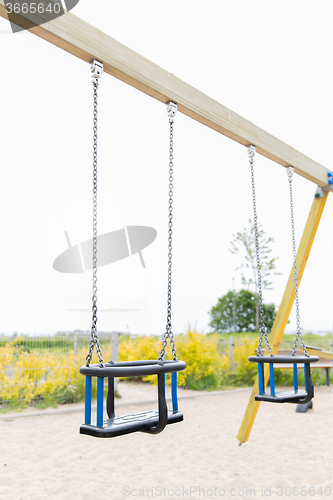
[237,190,329,445]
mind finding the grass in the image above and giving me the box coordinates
[215,331,333,351]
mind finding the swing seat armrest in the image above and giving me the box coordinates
[80,359,186,378]
[248,355,319,364]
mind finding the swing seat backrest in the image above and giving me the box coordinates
[248,355,319,405]
[80,359,186,438]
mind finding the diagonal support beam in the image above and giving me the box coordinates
[237,191,329,445]
[0,1,332,188]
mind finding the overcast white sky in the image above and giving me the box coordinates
[0,1,332,336]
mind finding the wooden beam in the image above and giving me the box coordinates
[0,2,332,188]
[237,191,328,445]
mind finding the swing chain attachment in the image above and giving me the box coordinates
[91,59,103,84]
[86,60,104,368]
[286,167,308,357]
[247,145,273,357]
[166,101,177,123]
[159,102,178,362]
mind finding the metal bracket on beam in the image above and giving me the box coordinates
[315,186,326,199]
[166,101,177,123]
[90,59,103,84]
[315,171,333,197]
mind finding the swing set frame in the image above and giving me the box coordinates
[1,4,331,444]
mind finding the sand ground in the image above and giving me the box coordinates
[0,382,332,500]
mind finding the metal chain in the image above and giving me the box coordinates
[247,145,273,356]
[159,102,178,361]
[86,61,104,367]
[287,167,308,357]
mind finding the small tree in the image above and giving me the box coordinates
[230,219,280,329]
[209,289,276,333]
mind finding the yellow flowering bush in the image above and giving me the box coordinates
[117,328,223,390]
[0,341,85,408]
[0,343,16,402]
[2,330,301,409]
[220,335,258,385]
[119,335,159,363]
[175,330,222,390]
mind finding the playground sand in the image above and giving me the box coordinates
[1,383,332,500]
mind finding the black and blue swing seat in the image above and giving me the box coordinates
[79,359,186,438]
[248,355,319,404]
